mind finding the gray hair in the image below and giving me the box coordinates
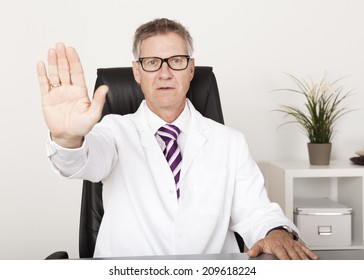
[132,18,194,59]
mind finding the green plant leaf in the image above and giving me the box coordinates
[274,73,352,143]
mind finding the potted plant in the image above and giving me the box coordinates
[275,73,352,165]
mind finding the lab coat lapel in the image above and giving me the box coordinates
[180,102,211,181]
[131,102,179,211]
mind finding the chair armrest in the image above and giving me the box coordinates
[45,251,69,259]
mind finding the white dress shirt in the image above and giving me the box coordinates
[144,100,190,155]
[46,99,298,257]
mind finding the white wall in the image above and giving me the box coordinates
[0,0,363,259]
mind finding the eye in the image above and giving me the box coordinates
[145,58,159,66]
[170,57,183,65]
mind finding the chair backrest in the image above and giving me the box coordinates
[78,66,241,258]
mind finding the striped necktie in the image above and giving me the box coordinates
[156,124,182,199]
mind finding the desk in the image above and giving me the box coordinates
[312,250,364,260]
[98,250,364,260]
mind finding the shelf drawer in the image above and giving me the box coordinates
[294,197,352,247]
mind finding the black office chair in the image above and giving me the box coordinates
[46,66,244,259]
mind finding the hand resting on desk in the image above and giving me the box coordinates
[247,229,319,260]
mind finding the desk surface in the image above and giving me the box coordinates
[100,250,364,260]
[312,250,364,260]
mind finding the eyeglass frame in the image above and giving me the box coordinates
[137,55,191,72]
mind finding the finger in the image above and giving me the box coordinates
[55,42,71,85]
[271,246,290,260]
[284,245,302,260]
[247,243,263,258]
[47,48,60,86]
[301,245,319,260]
[295,247,310,260]
[36,61,50,95]
[88,85,109,123]
[66,47,87,88]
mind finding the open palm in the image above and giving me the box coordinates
[37,43,108,148]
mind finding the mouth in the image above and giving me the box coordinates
[157,86,175,91]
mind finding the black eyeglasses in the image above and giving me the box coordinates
[138,55,191,72]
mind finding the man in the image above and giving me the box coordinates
[36,18,318,260]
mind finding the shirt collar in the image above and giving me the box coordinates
[144,99,191,134]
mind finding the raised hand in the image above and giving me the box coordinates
[36,43,108,148]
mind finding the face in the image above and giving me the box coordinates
[132,32,195,120]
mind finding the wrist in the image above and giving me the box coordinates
[266,225,299,241]
[51,134,84,149]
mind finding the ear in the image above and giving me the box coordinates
[132,61,141,84]
[189,58,195,81]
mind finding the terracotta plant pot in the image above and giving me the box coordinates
[307,143,332,165]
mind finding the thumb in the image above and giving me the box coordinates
[247,243,263,258]
[93,85,109,105]
[89,85,109,121]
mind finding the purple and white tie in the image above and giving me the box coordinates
[157,124,182,199]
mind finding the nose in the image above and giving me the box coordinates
[158,60,173,79]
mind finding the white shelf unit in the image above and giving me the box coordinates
[264,160,364,250]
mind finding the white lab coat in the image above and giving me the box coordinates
[48,100,297,257]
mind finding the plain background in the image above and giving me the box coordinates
[0,0,363,259]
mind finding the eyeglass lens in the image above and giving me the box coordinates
[139,55,190,72]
